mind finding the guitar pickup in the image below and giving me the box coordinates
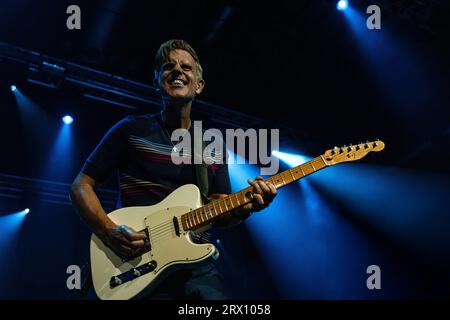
[110,260,157,288]
[173,216,180,236]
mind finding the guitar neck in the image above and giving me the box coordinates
[180,155,329,231]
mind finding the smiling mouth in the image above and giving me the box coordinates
[168,79,186,87]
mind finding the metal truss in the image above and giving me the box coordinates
[0,41,303,148]
[0,172,117,212]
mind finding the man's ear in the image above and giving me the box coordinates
[195,79,205,95]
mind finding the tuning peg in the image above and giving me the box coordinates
[364,141,369,149]
[331,146,339,155]
[356,145,361,150]
[374,138,379,146]
[347,145,352,152]
[340,146,345,153]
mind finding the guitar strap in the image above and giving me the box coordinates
[157,112,209,201]
[192,130,210,203]
[191,131,213,243]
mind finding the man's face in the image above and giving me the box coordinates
[156,49,205,102]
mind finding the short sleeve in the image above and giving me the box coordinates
[81,117,130,182]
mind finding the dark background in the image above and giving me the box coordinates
[0,0,449,299]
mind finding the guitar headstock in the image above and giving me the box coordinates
[322,140,385,165]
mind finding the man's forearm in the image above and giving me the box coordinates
[70,182,115,236]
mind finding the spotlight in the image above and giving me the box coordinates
[10,85,17,92]
[337,0,348,11]
[272,150,309,167]
[62,115,74,125]
[24,208,30,214]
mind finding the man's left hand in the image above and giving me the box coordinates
[237,176,277,216]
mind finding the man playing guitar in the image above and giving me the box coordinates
[70,39,277,299]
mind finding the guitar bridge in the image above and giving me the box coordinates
[110,260,157,288]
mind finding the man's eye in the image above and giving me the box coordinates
[163,64,174,70]
[182,65,192,70]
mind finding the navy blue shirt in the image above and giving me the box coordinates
[82,113,231,208]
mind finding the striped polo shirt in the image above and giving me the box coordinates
[82,113,230,208]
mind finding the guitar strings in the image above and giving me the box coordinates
[149,220,173,232]
[148,159,326,242]
[150,225,175,237]
[148,186,261,238]
[143,183,261,233]
[150,158,336,245]
[145,188,252,232]
[145,206,206,231]
[151,228,180,242]
[145,205,215,233]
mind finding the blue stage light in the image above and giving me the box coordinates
[62,115,74,125]
[272,150,309,167]
[10,85,17,92]
[24,208,30,214]
[337,0,348,11]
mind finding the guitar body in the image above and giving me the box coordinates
[90,184,218,300]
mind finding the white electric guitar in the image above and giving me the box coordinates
[90,140,385,299]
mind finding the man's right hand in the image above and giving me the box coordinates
[70,173,148,259]
[100,224,147,259]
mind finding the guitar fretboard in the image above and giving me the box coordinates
[180,155,328,231]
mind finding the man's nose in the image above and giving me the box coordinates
[171,64,183,75]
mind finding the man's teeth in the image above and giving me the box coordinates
[172,79,184,85]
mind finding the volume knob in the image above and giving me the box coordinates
[112,276,122,286]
